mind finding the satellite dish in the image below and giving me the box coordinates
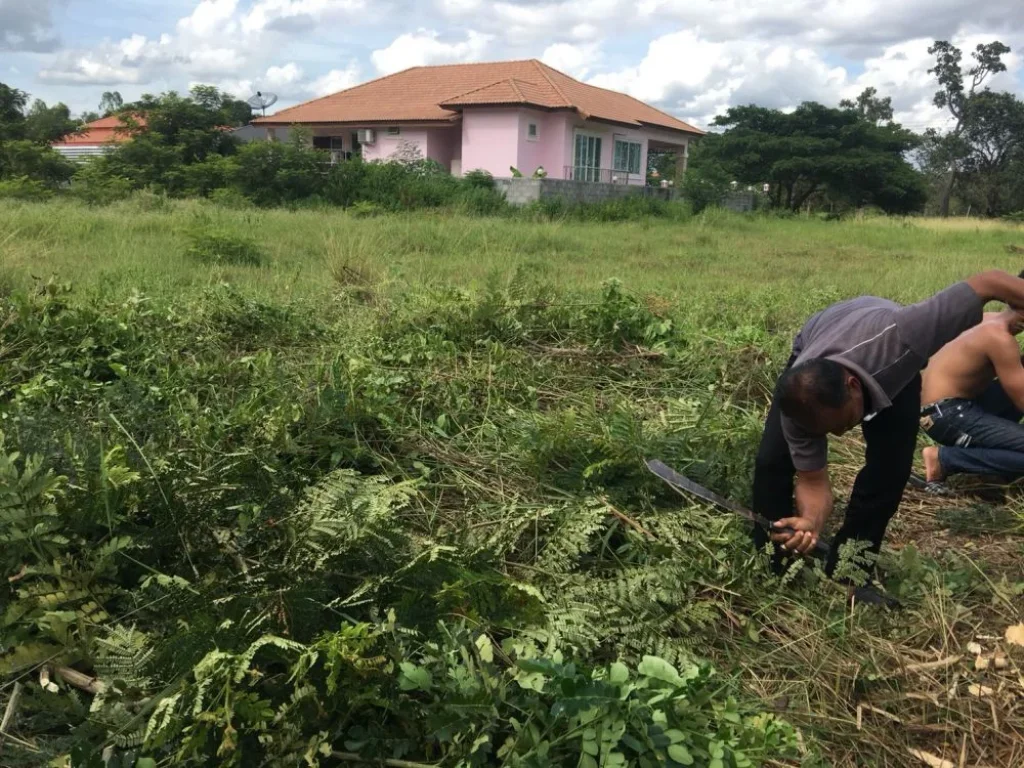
[246,91,278,117]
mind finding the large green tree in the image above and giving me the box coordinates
[926,40,1010,215]
[957,90,1024,216]
[101,85,248,195]
[24,99,80,144]
[701,101,925,213]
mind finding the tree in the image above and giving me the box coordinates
[704,101,925,213]
[957,91,1024,216]
[99,91,123,116]
[927,40,1010,215]
[188,84,252,127]
[840,87,893,124]
[24,99,79,144]
[0,82,28,143]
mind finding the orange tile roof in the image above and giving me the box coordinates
[52,115,145,146]
[255,59,703,135]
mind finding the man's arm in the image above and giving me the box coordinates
[966,270,1024,308]
[894,272,1023,361]
[771,469,832,554]
[985,328,1024,412]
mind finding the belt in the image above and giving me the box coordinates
[920,398,961,418]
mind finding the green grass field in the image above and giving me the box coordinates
[4,198,1024,306]
[2,199,1023,767]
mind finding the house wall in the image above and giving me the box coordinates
[516,109,571,178]
[361,128,430,162]
[460,109,520,178]
[425,127,460,171]
[561,118,654,185]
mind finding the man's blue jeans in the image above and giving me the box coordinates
[920,380,1024,478]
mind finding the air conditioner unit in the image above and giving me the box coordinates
[357,129,376,144]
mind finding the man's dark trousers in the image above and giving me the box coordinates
[751,356,922,575]
[922,380,1024,477]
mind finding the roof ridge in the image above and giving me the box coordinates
[530,60,573,108]
[255,65,421,123]
[441,77,523,103]
[507,78,525,101]
[529,60,703,134]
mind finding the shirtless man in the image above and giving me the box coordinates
[919,303,1024,482]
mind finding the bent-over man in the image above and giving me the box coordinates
[751,270,1024,575]
[919,302,1024,482]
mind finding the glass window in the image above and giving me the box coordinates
[613,139,642,174]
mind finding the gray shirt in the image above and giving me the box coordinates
[782,281,985,471]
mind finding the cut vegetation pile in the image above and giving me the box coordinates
[1,204,1023,767]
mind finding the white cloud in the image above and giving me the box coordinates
[371,29,493,75]
[588,29,848,128]
[541,42,600,79]
[308,61,361,96]
[242,0,365,34]
[177,0,241,39]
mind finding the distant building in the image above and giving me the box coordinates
[51,115,143,161]
[252,59,703,182]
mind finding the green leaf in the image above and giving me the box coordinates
[398,661,432,691]
[608,661,629,685]
[475,633,493,663]
[637,655,683,686]
[664,728,686,744]
[580,755,598,768]
[136,760,157,768]
[667,745,695,765]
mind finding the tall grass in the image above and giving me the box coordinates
[3,198,1024,313]
[2,199,1023,766]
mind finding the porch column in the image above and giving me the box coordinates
[675,141,689,177]
[266,127,277,142]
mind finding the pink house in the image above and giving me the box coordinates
[253,60,703,185]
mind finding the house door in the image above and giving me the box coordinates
[574,133,602,182]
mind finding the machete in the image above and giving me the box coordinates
[645,459,831,559]
[645,458,901,610]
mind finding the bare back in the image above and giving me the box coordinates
[922,316,1022,404]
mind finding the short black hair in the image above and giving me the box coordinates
[775,358,850,422]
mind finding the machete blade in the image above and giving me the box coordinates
[644,458,832,560]
[645,458,901,610]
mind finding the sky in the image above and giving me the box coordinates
[3,0,1023,131]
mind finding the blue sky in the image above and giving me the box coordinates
[3,0,1022,130]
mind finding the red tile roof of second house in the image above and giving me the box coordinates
[255,59,703,135]
[52,115,145,146]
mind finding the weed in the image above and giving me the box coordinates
[185,229,266,267]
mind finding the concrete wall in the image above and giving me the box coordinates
[495,177,648,205]
[461,109,520,177]
[234,124,291,143]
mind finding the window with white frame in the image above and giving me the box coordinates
[527,122,539,140]
[387,126,401,136]
[613,138,642,174]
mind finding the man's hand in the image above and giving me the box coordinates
[770,515,823,555]
[771,468,832,555]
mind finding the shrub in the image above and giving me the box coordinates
[0,175,54,201]
[454,185,509,216]
[462,168,495,189]
[208,187,252,209]
[185,229,266,267]
[69,160,133,205]
[0,139,75,186]
[349,200,383,218]
[232,139,326,206]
